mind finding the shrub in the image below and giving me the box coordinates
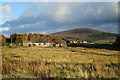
[9,46,12,48]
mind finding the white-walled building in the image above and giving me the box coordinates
[23,38,53,47]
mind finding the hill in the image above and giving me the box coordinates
[52,28,117,42]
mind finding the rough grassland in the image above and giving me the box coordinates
[2,46,120,79]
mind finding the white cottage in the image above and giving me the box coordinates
[23,38,53,47]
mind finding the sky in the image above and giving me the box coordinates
[0,2,119,37]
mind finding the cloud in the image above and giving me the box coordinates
[0,15,9,20]
[54,5,71,21]
[93,23,118,34]
[0,14,18,20]
[19,25,24,28]
[0,5,11,14]
[0,4,18,24]
[1,2,118,35]
[0,27,9,32]
[10,14,18,20]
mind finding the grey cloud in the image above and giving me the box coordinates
[2,2,118,35]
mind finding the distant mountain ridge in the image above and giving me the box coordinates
[52,28,103,37]
[52,28,117,42]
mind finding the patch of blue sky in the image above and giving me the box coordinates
[1,2,30,24]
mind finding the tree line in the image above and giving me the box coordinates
[1,33,62,46]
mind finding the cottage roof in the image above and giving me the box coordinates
[30,38,50,43]
[23,41,31,43]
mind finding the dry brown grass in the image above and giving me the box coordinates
[2,46,119,79]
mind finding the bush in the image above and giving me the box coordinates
[9,46,12,48]
[6,42,10,46]
[9,43,16,48]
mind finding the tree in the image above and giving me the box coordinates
[33,33,39,38]
[46,34,54,42]
[52,36,62,43]
[28,33,34,40]
[10,33,24,45]
[10,33,18,43]
[23,33,28,41]
[1,35,6,46]
[15,36,23,45]
[39,34,45,38]
[113,35,120,47]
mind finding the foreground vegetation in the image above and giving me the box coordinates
[2,46,120,79]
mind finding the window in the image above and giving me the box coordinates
[29,44,31,47]
[44,43,46,45]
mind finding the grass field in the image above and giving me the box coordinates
[1,46,120,79]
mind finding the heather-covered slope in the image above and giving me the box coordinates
[52,28,117,42]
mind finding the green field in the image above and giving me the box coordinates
[2,46,120,79]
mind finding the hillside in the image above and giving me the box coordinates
[52,28,117,42]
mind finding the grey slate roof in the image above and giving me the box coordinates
[23,41,31,43]
[30,38,50,43]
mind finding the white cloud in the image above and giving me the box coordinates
[0,14,18,20]
[0,15,9,19]
[10,14,18,20]
[0,5,11,14]
[112,2,118,14]
[41,32,46,34]
[97,9,101,14]
[0,5,17,23]
[0,27,9,32]
[19,25,24,28]
[54,6,71,21]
